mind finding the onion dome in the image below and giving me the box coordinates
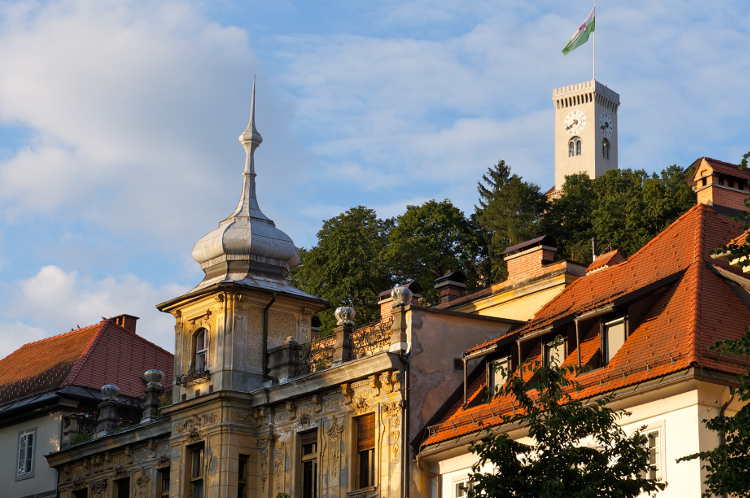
[191,80,300,287]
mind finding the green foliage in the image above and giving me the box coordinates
[545,167,695,263]
[469,359,665,498]
[290,206,392,333]
[475,161,547,281]
[386,199,483,302]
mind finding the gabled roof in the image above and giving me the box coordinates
[692,156,750,181]
[0,318,173,405]
[423,203,750,447]
[586,249,625,273]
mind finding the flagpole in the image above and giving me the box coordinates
[592,1,596,81]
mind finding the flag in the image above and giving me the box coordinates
[562,8,595,55]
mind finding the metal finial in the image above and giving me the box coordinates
[239,76,263,148]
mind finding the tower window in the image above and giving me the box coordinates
[355,413,375,489]
[188,442,205,498]
[193,328,208,373]
[602,138,610,159]
[299,430,318,498]
[568,136,582,157]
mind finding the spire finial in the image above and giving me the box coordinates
[239,76,263,149]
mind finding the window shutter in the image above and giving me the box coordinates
[356,414,375,451]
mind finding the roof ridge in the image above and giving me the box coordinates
[62,320,110,387]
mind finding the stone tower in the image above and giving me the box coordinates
[552,80,620,191]
[157,81,327,403]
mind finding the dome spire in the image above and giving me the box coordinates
[228,76,270,222]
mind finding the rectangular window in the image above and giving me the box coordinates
[355,414,375,489]
[115,477,130,498]
[544,337,566,367]
[603,318,626,363]
[455,479,474,497]
[489,357,511,395]
[158,468,170,498]
[16,429,35,479]
[188,443,205,498]
[73,489,89,498]
[237,454,249,498]
[641,429,664,482]
[300,430,318,498]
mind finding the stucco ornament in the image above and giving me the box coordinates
[143,369,164,389]
[100,384,120,400]
[391,285,412,306]
[334,306,356,326]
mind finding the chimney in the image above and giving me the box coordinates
[112,314,139,333]
[434,270,467,304]
[503,235,557,282]
[691,157,750,212]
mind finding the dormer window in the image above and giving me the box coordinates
[488,356,511,396]
[544,336,566,367]
[568,136,582,157]
[602,317,627,363]
[193,328,208,372]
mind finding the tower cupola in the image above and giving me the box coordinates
[191,80,300,287]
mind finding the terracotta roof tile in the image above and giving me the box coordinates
[0,318,173,404]
[423,203,750,448]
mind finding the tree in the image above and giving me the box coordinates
[290,206,392,333]
[469,357,666,497]
[542,174,595,263]
[385,199,482,303]
[678,332,750,496]
[475,161,547,282]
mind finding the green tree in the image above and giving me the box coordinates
[469,357,666,497]
[475,161,547,282]
[542,173,595,263]
[385,199,482,303]
[678,332,750,496]
[290,206,392,333]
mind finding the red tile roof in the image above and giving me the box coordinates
[0,318,173,404]
[423,203,750,447]
[586,249,625,273]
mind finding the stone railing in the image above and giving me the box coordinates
[305,317,393,372]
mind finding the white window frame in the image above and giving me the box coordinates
[453,476,474,498]
[602,317,627,364]
[16,428,36,480]
[488,356,511,396]
[193,328,208,373]
[640,422,666,483]
[544,336,566,368]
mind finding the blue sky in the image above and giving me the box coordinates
[0,0,748,355]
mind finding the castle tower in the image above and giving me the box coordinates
[157,81,327,402]
[552,80,620,191]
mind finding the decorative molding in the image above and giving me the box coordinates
[175,412,218,438]
[341,383,354,405]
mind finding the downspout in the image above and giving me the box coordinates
[262,293,277,380]
[401,352,410,498]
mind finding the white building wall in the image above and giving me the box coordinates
[0,412,61,498]
[430,387,722,498]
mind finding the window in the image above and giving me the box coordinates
[489,357,511,395]
[16,429,35,479]
[355,414,375,489]
[238,454,248,498]
[569,136,582,157]
[193,329,208,372]
[602,138,610,159]
[641,429,664,482]
[300,430,318,498]
[188,443,205,498]
[115,477,130,498]
[603,317,627,363]
[455,479,474,497]
[158,468,170,498]
[73,489,89,498]
[544,337,566,368]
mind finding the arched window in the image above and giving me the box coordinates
[602,138,610,159]
[193,328,208,372]
[568,136,582,157]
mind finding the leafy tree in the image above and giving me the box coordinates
[290,206,392,333]
[469,357,666,497]
[475,161,547,282]
[542,174,595,263]
[385,200,482,303]
[678,332,750,496]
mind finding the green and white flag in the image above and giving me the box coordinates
[562,8,595,54]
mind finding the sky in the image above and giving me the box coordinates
[0,0,748,356]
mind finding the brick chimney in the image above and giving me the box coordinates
[691,157,750,212]
[112,314,139,334]
[434,270,467,304]
[503,235,557,282]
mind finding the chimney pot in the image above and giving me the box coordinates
[112,314,139,333]
[434,270,467,304]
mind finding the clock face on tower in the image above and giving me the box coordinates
[564,110,586,135]
[599,111,615,138]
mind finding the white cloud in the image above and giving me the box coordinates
[0,265,185,356]
[0,321,47,360]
